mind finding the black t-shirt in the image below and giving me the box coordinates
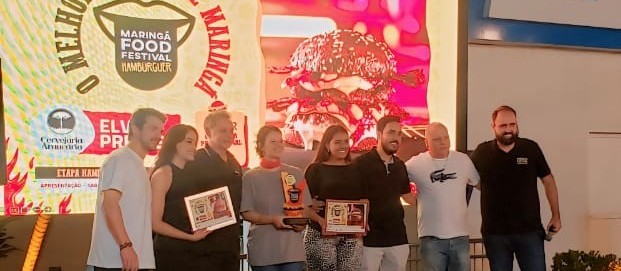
[184,146,243,255]
[470,138,551,235]
[305,163,368,230]
[353,149,410,247]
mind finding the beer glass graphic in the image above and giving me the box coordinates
[331,204,345,224]
[93,0,195,90]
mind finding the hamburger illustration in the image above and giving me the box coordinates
[268,29,425,152]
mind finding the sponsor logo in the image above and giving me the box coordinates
[517,157,528,165]
[82,111,181,155]
[34,105,96,157]
[48,108,76,134]
[9,206,53,214]
[35,107,181,156]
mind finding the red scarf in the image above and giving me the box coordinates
[260,158,281,169]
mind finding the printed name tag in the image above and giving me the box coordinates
[517,157,528,165]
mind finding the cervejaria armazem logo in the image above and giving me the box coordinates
[47,108,76,135]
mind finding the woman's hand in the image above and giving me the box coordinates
[187,228,211,242]
[320,218,337,236]
[311,197,325,212]
[272,216,294,230]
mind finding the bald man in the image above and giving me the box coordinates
[404,123,480,271]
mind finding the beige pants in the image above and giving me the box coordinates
[361,244,410,271]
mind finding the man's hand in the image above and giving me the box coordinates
[547,216,562,235]
[120,246,139,271]
[542,174,561,235]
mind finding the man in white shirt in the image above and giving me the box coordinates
[87,108,166,271]
[404,122,479,271]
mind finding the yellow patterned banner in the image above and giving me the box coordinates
[1,0,263,215]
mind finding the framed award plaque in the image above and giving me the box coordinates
[184,186,237,232]
[324,199,369,235]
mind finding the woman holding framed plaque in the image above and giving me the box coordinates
[150,124,211,270]
[304,125,369,271]
[240,125,312,271]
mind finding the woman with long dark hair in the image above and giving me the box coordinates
[240,125,312,271]
[304,125,367,271]
[150,124,210,270]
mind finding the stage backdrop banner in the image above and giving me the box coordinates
[1,0,460,215]
[262,0,431,153]
[260,0,460,170]
[0,0,263,215]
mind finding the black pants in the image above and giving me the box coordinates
[155,250,239,271]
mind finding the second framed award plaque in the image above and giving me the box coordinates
[324,199,369,235]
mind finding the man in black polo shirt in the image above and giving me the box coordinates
[185,110,243,271]
[353,115,417,271]
[471,105,561,271]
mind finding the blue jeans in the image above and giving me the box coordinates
[483,231,546,271]
[251,262,305,271]
[420,236,470,271]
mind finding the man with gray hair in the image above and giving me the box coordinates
[185,110,243,271]
[404,122,479,271]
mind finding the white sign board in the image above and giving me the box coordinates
[489,0,621,29]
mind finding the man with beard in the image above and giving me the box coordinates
[87,108,166,271]
[352,115,416,271]
[470,105,561,271]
